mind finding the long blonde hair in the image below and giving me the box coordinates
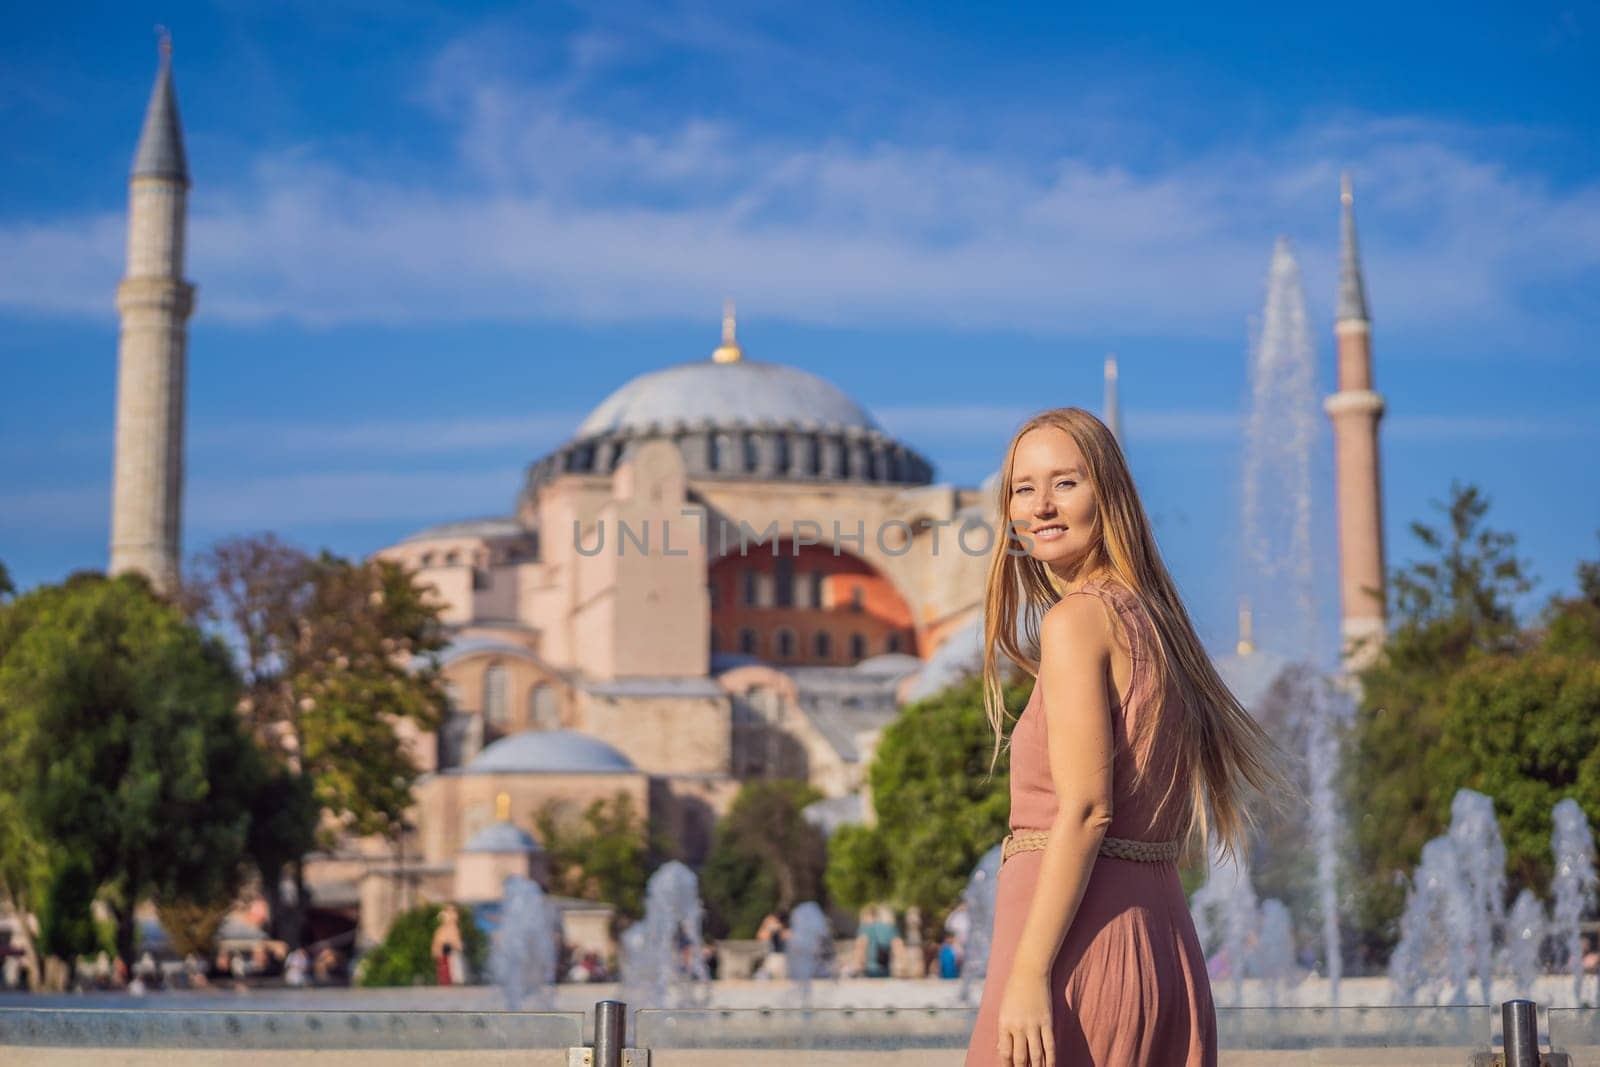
[980,406,1289,863]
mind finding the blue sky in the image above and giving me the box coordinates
[2,1,1597,659]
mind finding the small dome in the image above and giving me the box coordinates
[466,729,636,775]
[576,359,880,438]
[463,821,541,854]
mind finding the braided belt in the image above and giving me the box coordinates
[1001,829,1181,864]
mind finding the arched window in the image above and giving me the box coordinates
[849,633,866,660]
[810,572,826,608]
[774,556,794,608]
[739,628,759,656]
[528,683,560,730]
[775,628,795,659]
[813,631,831,659]
[713,433,735,471]
[742,433,759,471]
[483,663,509,729]
[742,569,758,607]
[885,632,901,654]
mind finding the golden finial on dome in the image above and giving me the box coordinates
[1236,598,1255,656]
[494,791,511,822]
[711,298,743,363]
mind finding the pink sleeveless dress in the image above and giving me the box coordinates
[965,577,1216,1066]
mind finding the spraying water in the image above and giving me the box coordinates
[620,862,712,1014]
[1238,237,1345,1000]
[1502,889,1546,997]
[1449,790,1508,1004]
[959,845,1002,1004]
[785,901,831,1006]
[488,875,562,1009]
[1551,798,1598,1006]
[1389,789,1509,1004]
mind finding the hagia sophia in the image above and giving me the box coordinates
[99,49,1389,951]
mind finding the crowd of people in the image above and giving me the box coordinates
[746,902,978,981]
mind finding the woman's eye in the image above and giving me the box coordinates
[1056,480,1075,490]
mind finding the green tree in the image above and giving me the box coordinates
[825,672,1024,928]
[1542,532,1600,658]
[1345,483,1535,955]
[1427,646,1600,893]
[356,902,488,987]
[187,535,449,943]
[0,573,261,963]
[0,560,13,599]
[36,853,102,968]
[535,792,657,924]
[701,779,827,938]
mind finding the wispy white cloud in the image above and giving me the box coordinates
[0,468,523,535]
[188,413,581,457]
[0,27,1596,346]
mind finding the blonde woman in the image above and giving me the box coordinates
[964,408,1287,1067]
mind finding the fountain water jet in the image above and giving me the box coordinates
[785,901,831,1006]
[958,845,1001,1004]
[1234,237,1348,1001]
[1502,889,1546,997]
[1551,798,1598,1006]
[488,875,562,1009]
[620,861,711,1016]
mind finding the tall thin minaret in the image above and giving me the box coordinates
[1103,354,1121,444]
[110,33,195,593]
[1324,173,1386,668]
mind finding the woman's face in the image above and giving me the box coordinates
[1007,425,1100,573]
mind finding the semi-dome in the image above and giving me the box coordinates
[464,729,636,775]
[576,358,880,438]
[463,821,541,854]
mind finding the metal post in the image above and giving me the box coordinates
[1503,998,1538,1067]
[594,999,626,1067]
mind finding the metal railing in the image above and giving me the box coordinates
[3,994,1595,1064]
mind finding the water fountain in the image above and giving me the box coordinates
[784,901,831,1006]
[1388,788,1508,1005]
[1502,889,1546,997]
[1236,236,1350,1003]
[488,875,562,1009]
[1551,798,1598,1006]
[1190,854,1296,1006]
[619,861,712,1014]
[958,845,1001,1004]
[1449,790,1508,1004]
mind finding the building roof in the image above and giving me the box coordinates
[463,821,541,854]
[132,44,188,183]
[462,729,637,775]
[582,676,726,699]
[401,516,530,543]
[576,358,881,438]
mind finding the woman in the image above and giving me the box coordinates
[965,408,1287,1067]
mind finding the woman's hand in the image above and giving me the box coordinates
[996,970,1055,1066]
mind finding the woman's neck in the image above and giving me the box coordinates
[1050,558,1107,594]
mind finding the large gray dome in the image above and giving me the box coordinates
[577,359,880,437]
[464,729,636,775]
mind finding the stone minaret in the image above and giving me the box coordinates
[110,35,195,593]
[1102,354,1121,444]
[1323,173,1386,668]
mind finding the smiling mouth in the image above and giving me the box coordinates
[1033,524,1066,535]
